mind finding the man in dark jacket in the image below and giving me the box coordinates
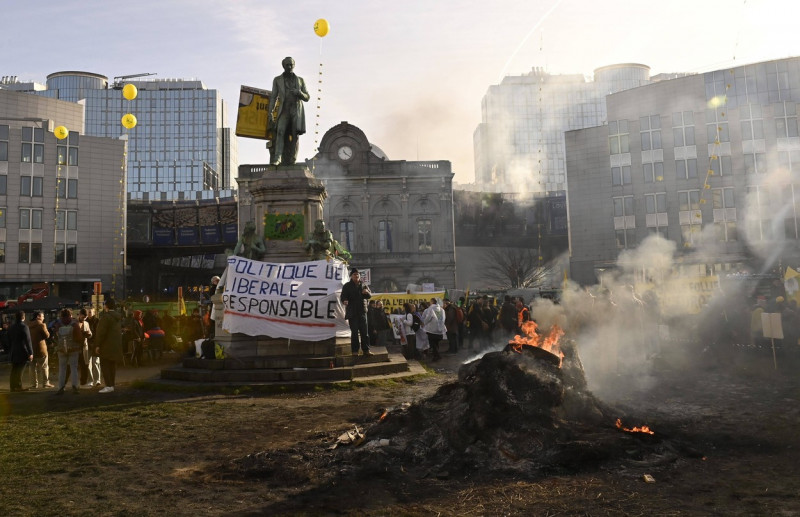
[9,311,33,392]
[340,268,372,356]
[95,299,123,393]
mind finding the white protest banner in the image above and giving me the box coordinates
[220,256,351,340]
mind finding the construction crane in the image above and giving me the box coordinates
[112,73,157,88]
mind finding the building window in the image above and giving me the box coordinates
[21,126,44,164]
[19,242,41,264]
[740,104,764,141]
[20,176,31,196]
[0,207,5,227]
[645,192,668,238]
[54,243,77,264]
[676,159,698,179]
[378,220,393,252]
[710,155,732,176]
[57,137,79,166]
[18,243,29,263]
[0,243,4,263]
[608,120,629,155]
[712,187,737,242]
[678,190,702,248]
[611,165,631,186]
[56,210,78,230]
[747,186,776,241]
[777,150,800,173]
[744,153,767,174]
[705,108,730,144]
[645,193,667,213]
[672,111,695,146]
[643,162,664,183]
[56,178,79,199]
[775,101,798,138]
[19,208,43,229]
[613,196,635,249]
[339,220,354,251]
[640,115,662,150]
[678,190,701,211]
[0,124,8,161]
[418,219,432,252]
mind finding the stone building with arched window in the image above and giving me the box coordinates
[307,122,456,292]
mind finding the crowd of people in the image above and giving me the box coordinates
[1,298,213,393]
[387,294,532,361]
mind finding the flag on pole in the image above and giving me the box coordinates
[178,286,187,316]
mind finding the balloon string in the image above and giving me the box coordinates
[313,38,324,173]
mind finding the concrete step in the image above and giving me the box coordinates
[160,351,411,384]
[181,348,391,370]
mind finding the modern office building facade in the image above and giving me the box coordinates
[566,56,800,285]
[474,64,651,194]
[0,89,127,300]
[3,71,238,201]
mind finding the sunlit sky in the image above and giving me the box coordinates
[4,0,800,185]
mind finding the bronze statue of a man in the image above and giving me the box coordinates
[268,57,310,166]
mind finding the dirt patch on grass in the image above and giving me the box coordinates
[1,348,800,515]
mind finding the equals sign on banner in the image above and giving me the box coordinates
[307,287,328,298]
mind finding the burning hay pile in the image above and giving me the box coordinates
[338,322,684,479]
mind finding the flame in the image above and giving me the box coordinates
[508,320,565,366]
[615,418,655,435]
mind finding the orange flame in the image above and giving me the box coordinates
[508,320,565,366]
[615,418,655,435]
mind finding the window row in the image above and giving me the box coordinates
[613,188,735,216]
[610,151,800,185]
[11,243,77,264]
[611,103,800,157]
[0,177,79,198]
[337,219,434,253]
[0,209,78,230]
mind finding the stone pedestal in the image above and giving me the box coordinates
[247,164,326,263]
[214,165,344,360]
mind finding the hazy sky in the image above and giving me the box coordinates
[4,0,800,184]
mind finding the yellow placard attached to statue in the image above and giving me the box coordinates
[236,85,274,140]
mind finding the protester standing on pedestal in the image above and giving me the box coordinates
[340,268,372,356]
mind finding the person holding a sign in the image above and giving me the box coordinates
[340,268,373,356]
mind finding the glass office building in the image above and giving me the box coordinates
[22,71,237,200]
[474,64,651,194]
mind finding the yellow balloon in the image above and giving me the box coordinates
[122,83,138,101]
[314,18,329,37]
[121,114,137,129]
[54,125,69,140]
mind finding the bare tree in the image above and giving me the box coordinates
[479,247,554,289]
